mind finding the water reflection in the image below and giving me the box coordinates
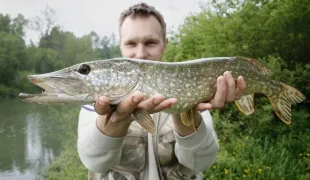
[0,99,64,180]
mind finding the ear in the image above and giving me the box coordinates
[163,38,168,51]
[118,37,125,56]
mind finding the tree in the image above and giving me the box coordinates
[0,14,28,97]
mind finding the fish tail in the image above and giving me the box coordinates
[268,82,305,124]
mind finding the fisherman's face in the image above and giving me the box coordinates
[119,15,167,61]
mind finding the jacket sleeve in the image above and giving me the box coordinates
[77,105,125,174]
[173,110,219,171]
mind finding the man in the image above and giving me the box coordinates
[77,2,246,180]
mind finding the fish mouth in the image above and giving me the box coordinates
[18,93,39,101]
[28,74,44,84]
[18,92,94,105]
[27,73,64,93]
[19,74,67,99]
[18,73,94,105]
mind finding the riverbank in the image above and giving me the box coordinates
[40,140,88,180]
[36,105,88,180]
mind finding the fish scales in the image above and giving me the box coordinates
[135,59,221,113]
[18,56,306,131]
[131,57,279,113]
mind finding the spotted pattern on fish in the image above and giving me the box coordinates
[19,56,306,125]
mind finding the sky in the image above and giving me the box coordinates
[0,0,206,44]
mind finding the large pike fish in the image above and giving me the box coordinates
[18,57,306,133]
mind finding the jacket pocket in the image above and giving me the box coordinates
[117,123,146,173]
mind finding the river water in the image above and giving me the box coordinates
[0,99,76,180]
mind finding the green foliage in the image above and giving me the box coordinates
[0,30,27,97]
[0,13,27,37]
[13,70,41,94]
[0,84,11,97]
[205,134,310,180]
[42,143,88,180]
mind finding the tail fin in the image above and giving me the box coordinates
[268,82,306,124]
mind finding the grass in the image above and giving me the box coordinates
[204,134,310,180]
[41,143,88,180]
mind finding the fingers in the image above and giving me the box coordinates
[94,96,111,115]
[113,91,145,120]
[224,71,236,103]
[137,94,177,113]
[95,91,178,124]
[152,98,177,112]
[137,94,165,111]
[235,76,246,100]
[200,71,247,111]
[209,76,227,108]
[196,102,212,111]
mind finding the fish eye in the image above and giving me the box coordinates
[78,64,91,75]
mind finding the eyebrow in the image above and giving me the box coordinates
[124,35,161,43]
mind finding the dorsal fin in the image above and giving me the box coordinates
[237,56,272,76]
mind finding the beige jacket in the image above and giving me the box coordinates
[77,104,219,180]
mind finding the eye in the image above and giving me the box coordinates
[126,41,136,46]
[78,64,91,75]
[146,41,157,46]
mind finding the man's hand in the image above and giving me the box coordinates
[95,91,177,137]
[196,71,246,111]
[96,71,246,137]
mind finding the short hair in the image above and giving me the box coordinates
[119,2,167,39]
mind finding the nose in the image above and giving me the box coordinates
[134,45,147,59]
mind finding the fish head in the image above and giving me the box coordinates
[19,59,141,105]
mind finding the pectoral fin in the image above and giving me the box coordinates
[190,107,198,133]
[234,94,255,115]
[132,109,155,134]
[180,108,198,133]
[180,110,192,126]
[104,105,117,127]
